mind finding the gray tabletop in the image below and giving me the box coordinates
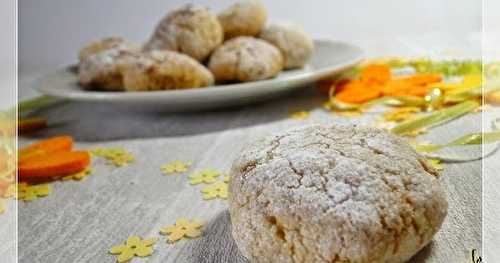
[7,36,499,262]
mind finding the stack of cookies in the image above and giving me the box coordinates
[78,1,314,92]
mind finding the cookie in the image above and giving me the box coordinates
[144,4,223,62]
[260,22,314,69]
[78,38,140,91]
[120,50,214,91]
[218,0,267,39]
[229,124,448,263]
[208,37,283,83]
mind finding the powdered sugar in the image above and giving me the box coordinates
[229,124,448,263]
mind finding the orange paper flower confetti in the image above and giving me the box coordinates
[201,181,228,200]
[161,160,192,175]
[160,218,203,243]
[188,169,222,185]
[18,183,51,202]
[109,236,157,263]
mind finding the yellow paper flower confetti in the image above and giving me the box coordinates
[201,181,228,200]
[289,111,310,120]
[18,183,51,202]
[160,218,203,243]
[383,107,421,122]
[161,160,192,175]
[0,199,5,214]
[62,167,92,181]
[91,147,134,167]
[109,236,157,263]
[3,183,16,198]
[428,159,445,171]
[188,169,222,185]
[334,111,362,118]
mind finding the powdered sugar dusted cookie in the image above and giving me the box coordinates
[229,124,448,263]
[144,4,223,62]
[78,38,140,91]
[218,0,267,39]
[260,22,314,69]
[121,50,214,91]
[208,37,283,83]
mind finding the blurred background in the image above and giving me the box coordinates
[0,0,16,109]
[19,0,482,76]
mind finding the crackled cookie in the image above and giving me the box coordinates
[78,38,140,91]
[218,0,267,39]
[120,50,214,91]
[208,37,283,83]
[144,4,223,62]
[229,124,448,263]
[260,22,314,69]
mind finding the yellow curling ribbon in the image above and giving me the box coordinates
[391,100,480,135]
[416,132,500,152]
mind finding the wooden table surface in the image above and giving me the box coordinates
[5,35,498,263]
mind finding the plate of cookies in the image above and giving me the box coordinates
[34,1,364,111]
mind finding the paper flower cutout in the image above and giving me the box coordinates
[188,169,221,185]
[91,147,134,167]
[335,111,362,118]
[428,159,444,171]
[161,160,192,175]
[62,167,92,181]
[109,236,157,263]
[201,181,228,200]
[160,218,203,243]
[0,199,5,214]
[289,111,310,120]
[2,183,15,198]
[383,107,421,122]
[18,183,50,201]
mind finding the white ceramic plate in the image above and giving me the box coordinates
[34,40,363,111]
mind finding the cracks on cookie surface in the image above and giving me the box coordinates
[230,125,446,263]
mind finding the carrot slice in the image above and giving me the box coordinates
[401,73,442,86]
[19,118,48,134]
[19,136,73,164]
[316,80,335,95]
[336,86,381,104]
[379,79,413,96]
[19,151,90,179]
[360,64,391,85]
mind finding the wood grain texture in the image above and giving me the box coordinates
[8,35,491,263]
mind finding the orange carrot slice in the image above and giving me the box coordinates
[19,151,90,179]
[19,118,48,134]
[316,80,335,95]
[401,73,442,86]
[336,86,381,104]
[379,79,412,96]
[360,64,391,85]
[19,136,73,164]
